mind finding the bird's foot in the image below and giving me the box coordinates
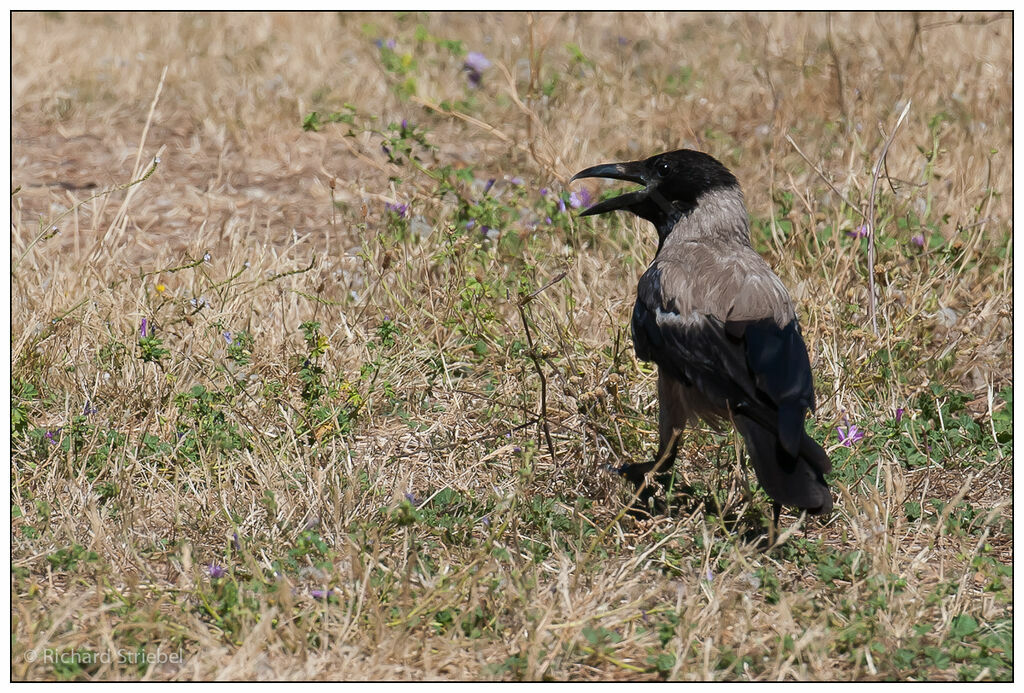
[613,462,693,516]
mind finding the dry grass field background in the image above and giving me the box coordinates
[11,11,1012,681]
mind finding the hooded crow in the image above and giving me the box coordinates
[572,149,832,521]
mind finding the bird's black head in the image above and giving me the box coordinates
[570,149,738,239]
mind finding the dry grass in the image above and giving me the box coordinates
[11,11,1012,681]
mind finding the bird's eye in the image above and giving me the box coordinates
[656,161,671,176]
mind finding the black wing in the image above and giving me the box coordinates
[632,265,817,456]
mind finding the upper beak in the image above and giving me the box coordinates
[570,160,649,217]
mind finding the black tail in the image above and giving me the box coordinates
[734,415,832,514]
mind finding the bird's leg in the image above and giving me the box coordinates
[617,372,691,513]
[768,501,782,546]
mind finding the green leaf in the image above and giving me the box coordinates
[951,614,978,639]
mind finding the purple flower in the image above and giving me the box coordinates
[480,515,490,527]
[404,492,419,507]
[545,216,552,225]
[513,446,522,454]
[223,331,232,344]
[911,233,925,247]
[847,225,870,239]
[558,197,567,214]
[401,118,408,131]
[895,407,904,422]
[82,400,97,416]
[375,38,396,50]
[510,176,524,186]
[463,51,491,88]
[45,430,58,445]
[464,51,491,72]
[539,187,548,197]
[837,424,865,447]
[208,563,226,579]
[386,202,409,218]
[483,178,495,195]
[465,220,477,230]
[569,189,592,209]
[311,589,334,600]
[232,533,241,552]
[140,318,148,338]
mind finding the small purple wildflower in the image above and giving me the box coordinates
[847,225,870,239]
[404,492,419,507]
[513,446,522,454]
[836,423,865,447]
[558,197,567,214]
[910,233,925,247]
[483,178,496,195]
[480,515,490,527]
[545,216,552,225]
[140,318,148,339]
[311,589,334,600]
[223,331,233,344]
[46,430,58,445]
[386,202,409,218]
[510,176,524,186]
[208,563,226,579]
[569,189,593,209]
[704,568,714,582]
[82,400,97,416]
[539,187,548,197]
[465,219,477,230]
[401,118,408,131]
[640,609,649,623]
[895,407,904,422]
[465,51,491,71]
[232,532,242,552]
[464,51,491,88]
[375,38,396,50]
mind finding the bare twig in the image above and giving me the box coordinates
[521,268,569,304]
[785,134,865,219]
[867,100,912,336]
[516,300,556,462]
[411,94,513,144]
[514,272,567,462]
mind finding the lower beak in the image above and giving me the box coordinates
[570,161,649,217]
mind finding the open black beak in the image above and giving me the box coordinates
[570,160,649,217]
